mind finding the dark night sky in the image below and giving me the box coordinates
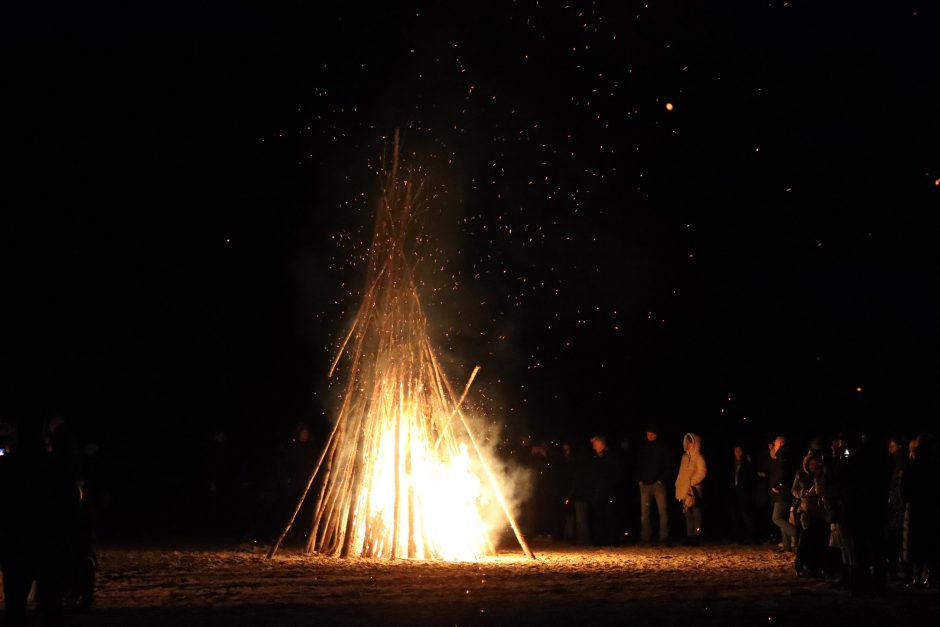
[3,1,939,487]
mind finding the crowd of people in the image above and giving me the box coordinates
[3,413,938,625]
[517,426,707,548]
[518,427,940,595]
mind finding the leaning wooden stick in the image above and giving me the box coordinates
[433,364,481,449]
[425,344,536,559]
[267,419,341,559]
[456,401,536,559]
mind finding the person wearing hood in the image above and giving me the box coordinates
[791,453,826,577]
[675,433,707,546]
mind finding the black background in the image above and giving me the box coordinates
[3,1,938,537]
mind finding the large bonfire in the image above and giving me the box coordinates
[269,132,533,561]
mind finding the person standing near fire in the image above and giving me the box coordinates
[636,425,670,545]
[675,432,707,546]
[768,436,796,552]
[588,435,623,546]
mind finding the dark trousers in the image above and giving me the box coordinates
[731,491,756,542]
[589,498,620,546]
[2,556,33,624]
[843,519,887,594]
[795,519,828,575]
[639,482,669,542]
[572,500,590,545]
[886,525,904,577]
[685,505,703,537]
[1,552,65,627]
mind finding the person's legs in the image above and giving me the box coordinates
[639,483,653,543]
[2,559,33,626]
[684,506,702,544]
[574,500,590,545]
[809,523,829,576]
[772,501,796,549]
[739,496,756,543]
[653,483,669,543]
[604,499,620,546]
[886,526,902,578]
[37,548,67,627]
[590,498,615,546]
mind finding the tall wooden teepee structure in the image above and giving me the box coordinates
[268,130,533,560]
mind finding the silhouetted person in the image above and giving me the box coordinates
[886,436,907,579]
[0,421,80,627]
[792,454,826,577]
[276,424,318,544]
[753,440,773,542]
[530,441,561,539]
[617,436,638,542]
[587,435,622,546]
[820,433,852,587]
[768,436,796,551]
[636,425,670,545]
[44,416,84,491]
[675,433,706,546]
[45,416,96,610]
[560,442,591,545]
[901,434,939,588]
[730,445,756,544]
[840,432,894,594]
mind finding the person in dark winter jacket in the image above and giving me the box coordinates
[753,440,774,542]
[901,433,940,588]
[819,434,852,587]
[588,436,623,546]
[886,436,908,579]
[0,421,81,627]
[560,441,591,545]
[529,440,562,539]
[840,432,894,594]
[792,454,826,576]
[636,425,670,544]
[768,436,796,551]
[45,417,97,611]
[730,446,757,544]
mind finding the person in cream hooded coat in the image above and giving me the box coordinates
[675,433,707,545]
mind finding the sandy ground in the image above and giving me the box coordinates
[30,541,940,626]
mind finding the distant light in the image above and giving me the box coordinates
[856,386,863,393]
[935,178,940,186]
[665,102,674,111]
[225,238,231,243]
